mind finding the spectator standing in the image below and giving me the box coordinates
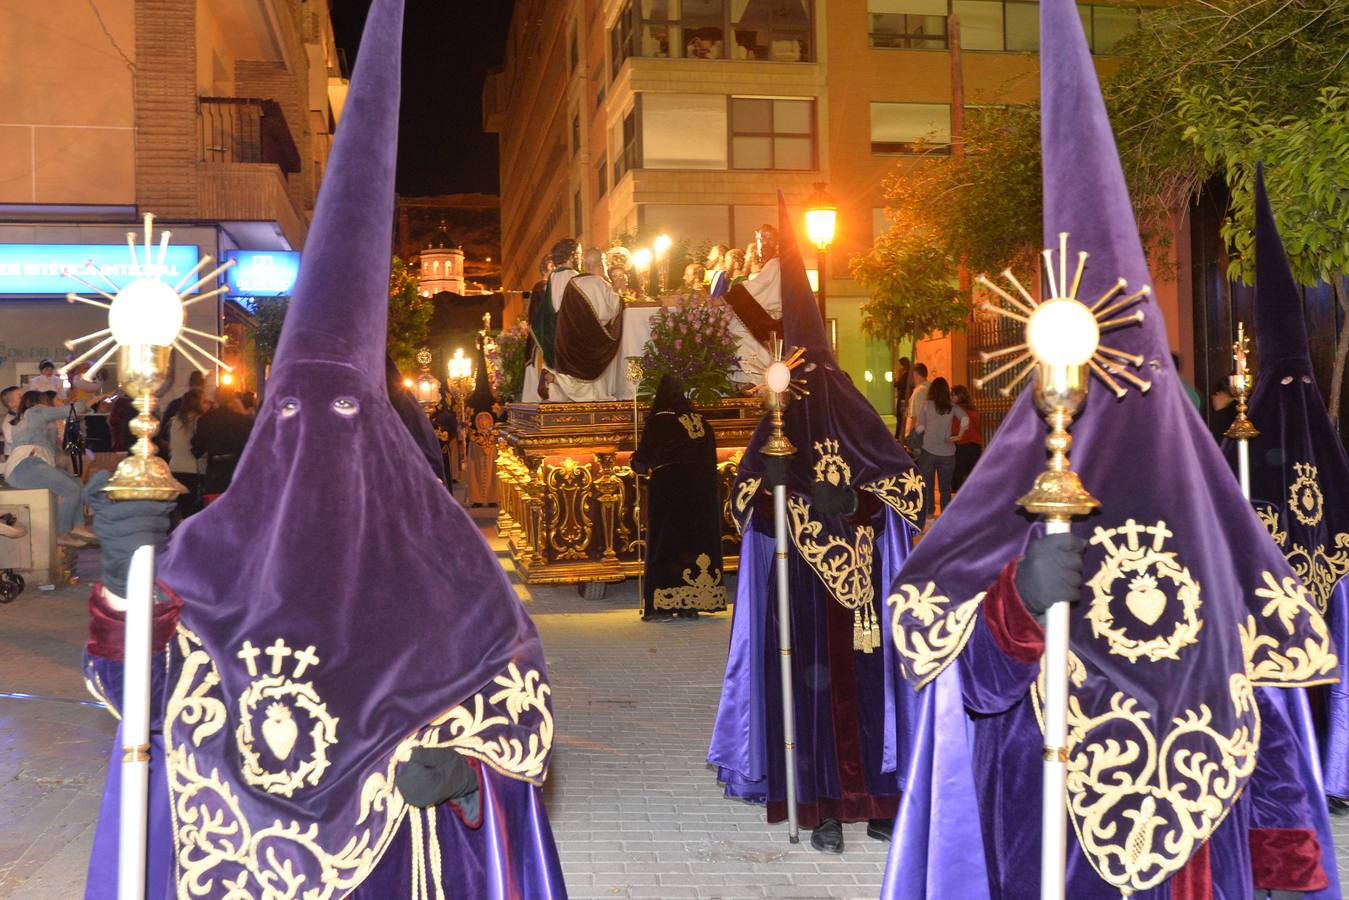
[192,387,254,502]
[903,362,930,445]
[892,357,912,439]
[167,387,208,519]
[27,359,65,398]
[911,377,968,524]
[1,386,20,458]
[157,370,207,456]
[1209,384,1237,443]
[950,384,983,492]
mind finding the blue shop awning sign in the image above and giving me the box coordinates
[0,243,202,296]
[224,250,300,298]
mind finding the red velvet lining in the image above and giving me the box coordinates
[447,758,485,829]
[1250,827,1328,891]
[982,561,1045,664]
[1170,840,1212,900]
[86,581,183,662]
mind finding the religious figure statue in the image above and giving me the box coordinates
[723,223,784,384]
[551,247,627,402]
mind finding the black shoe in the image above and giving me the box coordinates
[1329,795,1349,817]
[810,818,844,854]
[866,818,893,842]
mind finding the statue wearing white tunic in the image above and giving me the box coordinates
[551,249,627,402]
[723,226,784,383]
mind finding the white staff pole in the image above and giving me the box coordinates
[119,545,156,900]
[1039,518,1072,900]
[772,477,801,844]
[1226,323,1259,502]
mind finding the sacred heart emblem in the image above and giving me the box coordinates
[1303,489,1316,512]
[1125,574,1167,626]
[261,702,299,760]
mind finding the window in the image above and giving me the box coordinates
[870,102,951,154]
[570,27,580,72]
[952,1,1004,50]
[641,93,728,169]
[592,61,607,110]
[640,204,731,246]
[613,0,814,62]
[730,97,816,170]
[732,204,777,248]
[1084,4,1138,53]
[596,155,609,199]
[1004,1,1038,51]
[611,3,635,77]
[613,108,637,182]
[868,0,947,50]
[572,111,581,155]
[574,189,584,235]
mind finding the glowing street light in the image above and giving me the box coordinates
[804,183,838,321]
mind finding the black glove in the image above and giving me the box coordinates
[93,499,174,597]
[811,481,858,516]
[396,746,480,809]
[763,454,793,487]
[1013,532,1086,617]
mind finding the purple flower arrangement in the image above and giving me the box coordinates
[638,296,740,404]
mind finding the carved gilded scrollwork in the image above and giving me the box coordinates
[545,458,595,561]
[595,452,622,563]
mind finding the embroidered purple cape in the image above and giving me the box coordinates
[709,196,921,823]
[884,0,1337,893]
[1228,166,1349,797]
[143,1,556,893]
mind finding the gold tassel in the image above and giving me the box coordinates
[870,602,882,651]
[853,608,865,652]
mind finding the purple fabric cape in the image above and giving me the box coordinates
[139,1,558,894]
[885,0,1338,894]
[1224,167,1349,796]
[710,196,920,818]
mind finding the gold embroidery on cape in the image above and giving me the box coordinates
[731,477,761,534]
[653,552,728,610]
[1289,462,1324,526]
[1256,504,1349,614]
[232,638,339,797]
[1084,520,1203,663]
[165,628,553,899]
[677,413,706,439]
[860,470,925,528]
[1031,667,1259,893]
[812,438,852,487]
[886,582,984,687]
[787,494,883,651]
[1241,570,1338,685]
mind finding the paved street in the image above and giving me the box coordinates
[3,507,1349,898]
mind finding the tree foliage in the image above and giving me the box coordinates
[250,297,289,370]
[386,256,433,370]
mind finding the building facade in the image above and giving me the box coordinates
[0,0,345,394]
[485,0,1175,416]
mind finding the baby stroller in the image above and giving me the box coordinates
[0,513,26,602]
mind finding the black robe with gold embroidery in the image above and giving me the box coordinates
[632,376,727,618]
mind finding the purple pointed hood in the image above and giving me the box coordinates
[1229,166,1349,618]
[885,0,1336,892]
[152,2,553,893]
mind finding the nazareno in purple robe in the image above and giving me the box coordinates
[708,195,924,826]
[1222,166,1349,801]
[80,1,565,896]
[883,1,1339,896]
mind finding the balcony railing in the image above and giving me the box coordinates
[198,97,301,174]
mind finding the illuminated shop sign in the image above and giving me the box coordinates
[0,243,202,295]
[224,250,301,298]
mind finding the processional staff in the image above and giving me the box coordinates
[60,213,234,899]
[975,233,1150,900]
[1225,323,1260,500]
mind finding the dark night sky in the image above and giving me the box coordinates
[329,0,514,197]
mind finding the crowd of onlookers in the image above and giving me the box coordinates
[892,357,984,527]
[0,359,256,547]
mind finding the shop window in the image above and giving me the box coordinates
[868,0,948,49]
[870,102,951,154]
[730,97,816,170]
[641,93,728,169]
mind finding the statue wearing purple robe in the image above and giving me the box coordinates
[883,1,1339,896]
[80,2,566,896]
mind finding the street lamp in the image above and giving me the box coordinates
[804,182,838,321]
[412,347,441,410]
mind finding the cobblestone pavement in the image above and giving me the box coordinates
[4,512,1349,898]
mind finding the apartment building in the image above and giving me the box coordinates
[0,0,346,392]
[485,0,1152,414]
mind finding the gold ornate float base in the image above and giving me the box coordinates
[496,398,762,585]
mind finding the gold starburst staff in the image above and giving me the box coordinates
[59,214,232,899]
[1225,323,1260,500]
[753,337,808,843]
[974,234,1149,900]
